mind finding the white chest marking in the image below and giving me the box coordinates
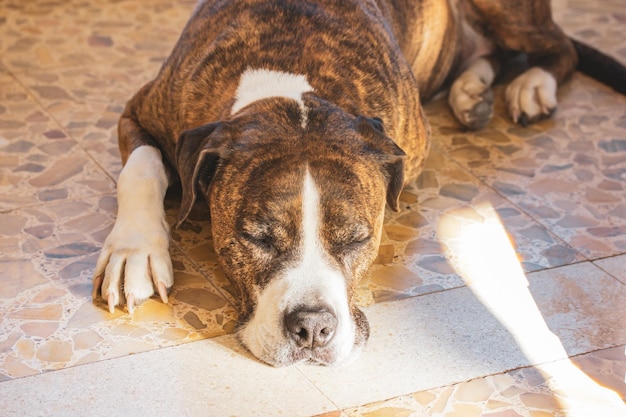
[231,68,314,127]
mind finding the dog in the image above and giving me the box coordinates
[92,0,626,367]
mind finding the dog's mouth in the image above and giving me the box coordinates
[236,276,369,367]
[237,312,366,367]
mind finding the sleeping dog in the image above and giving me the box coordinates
[92,0,625,366]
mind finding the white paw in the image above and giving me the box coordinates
[93,215,173,314]
[92,146,173,314]
[449,59,495,130]
[505,67,557,126]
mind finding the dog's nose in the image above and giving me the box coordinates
[284,308,337,349]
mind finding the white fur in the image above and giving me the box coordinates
[231,68,314,127]
[239,169,355,366]
[448,57,495,125]
[93,146,173,313]
[505,67,557,123]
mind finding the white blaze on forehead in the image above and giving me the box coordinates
[231,68,314,126]
[238,169,356,366]
[301,168,323,268]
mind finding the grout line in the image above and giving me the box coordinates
[294,366,343,415]
[6,64,121,185]
[0,191,117,215]
[168,237,241,314]
[590,255,626,286]
[336,341,626,415]
[429,139,590,263]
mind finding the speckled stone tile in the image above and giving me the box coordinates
[341,345,626,417]
[0,195,236,380]
[0,75,115,211]
[356,147,584,305]
[298,262,626,410]
[424,0,626,261]
[553,0,626,63]
[13,62,168,180]
[427,76,626,260]
[594,254,626,286]
[165,196,241,305]
[0,334,340,417]
[1,0,195,181]
[0,0,195,72]
[1,0,626,415]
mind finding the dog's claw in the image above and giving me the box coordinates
[519,112,530,127]
[157,281,169,304]
[108,293,117,314]
[127,294,136,314]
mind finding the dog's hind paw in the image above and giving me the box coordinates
[448,59,495,130]
[505,67,557,126]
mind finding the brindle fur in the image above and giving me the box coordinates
[113,0,581,361]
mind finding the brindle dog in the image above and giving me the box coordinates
[93,0,625,366]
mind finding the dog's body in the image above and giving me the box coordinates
[93,0,618,366]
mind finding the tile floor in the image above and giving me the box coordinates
[0,0,625,416]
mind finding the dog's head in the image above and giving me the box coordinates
[175,87,405,367]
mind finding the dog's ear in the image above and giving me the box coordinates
[356,116,406,212]
[175,122,230,226]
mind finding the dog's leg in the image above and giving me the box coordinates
[93,118,173,314]
[448,57,498,130]
[465,0,577,126]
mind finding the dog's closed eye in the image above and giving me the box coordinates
[328,224,373,251]
[241,231,276,253]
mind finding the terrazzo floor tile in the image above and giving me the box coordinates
[1,0,626,416]
[298,262,626,409]
[0,334,339,417]
[0,195,236,380]
[341,345,626,417]
[553,0,626,63]
[424,0,626,261]
[594,254,626,285]
[356,147,585,305]
[0,75,115,211]
[2,265,623,417]
[15,64,159,179]
[0,0,194,72]
[427,75,626,260]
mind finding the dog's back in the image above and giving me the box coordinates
[127,0,432,180]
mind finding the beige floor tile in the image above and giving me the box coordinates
[427,75,626,260]
[0,334,339,417]
[594,254,626,285]
[421,0,626,261]
[0,76,115,211]
[1,0,626,416]
[0,195,236,379]
[11,65,151,180]
[358,147,585,304]
[298,262,626,409]
[0,0,194,72]
[342,344,626,417]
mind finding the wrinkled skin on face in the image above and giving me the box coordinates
[176,96,405,366]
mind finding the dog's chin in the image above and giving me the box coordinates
[237,304,369,367]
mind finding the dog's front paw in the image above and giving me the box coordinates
[448,70,494,130]
[92,215,173,314]
[505,67,557,126]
